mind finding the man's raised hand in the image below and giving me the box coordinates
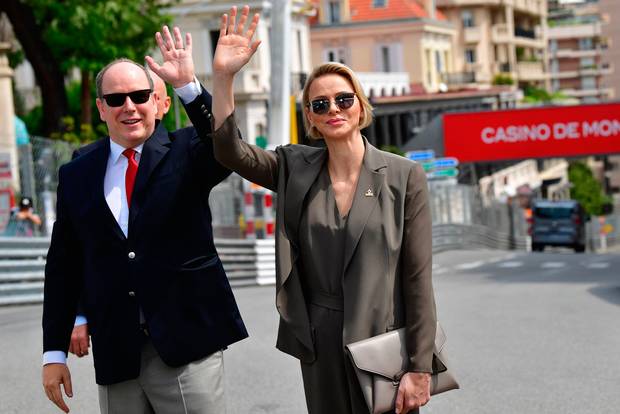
[146,26,195,88]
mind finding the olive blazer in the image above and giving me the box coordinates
[202,112,437,373]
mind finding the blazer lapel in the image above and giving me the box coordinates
[283,147,327,248]
[85,139,126,241]
[129,123,171,224]
[342,139,387,274]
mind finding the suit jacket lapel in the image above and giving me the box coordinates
[129,123,171,224]
[85,138,126,241]
[342,139,387,274]
[283,147,327,248]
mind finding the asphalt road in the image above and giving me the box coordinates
[1,247,619,414]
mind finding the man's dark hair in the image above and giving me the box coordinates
[95,58,154,98]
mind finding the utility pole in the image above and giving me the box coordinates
[268,0,291,148]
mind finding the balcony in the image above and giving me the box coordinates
[515,27,535,39]
[516,61,547,81]
[579,64,614,77]
[513,0,545,16]
[441,71,477,86]
[494,62,513,73]
[514,26,545,48]
[547,23,602,40]
[491,23,510,43]
[464,26,481,44]
[553,48,602,59]
[356,72,411,97]
[562,88,613,98]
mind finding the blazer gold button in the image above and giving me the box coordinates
[128,252,136,259]
[128,291,135,297]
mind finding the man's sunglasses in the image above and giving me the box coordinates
[102,89,153,107]
[308,93,356,115]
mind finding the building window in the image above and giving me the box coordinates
[580,57,595,69]
[465,48,476,63]
[435,50,444,73]
[579,38,593,51]
[549,40,557,53]
[327,0,340,24]
[581,76,596,90]
[373,0,387,8]
[461,10,474,28]
[381,46,391,72]
[324,47,347,64]
[375,43,403,73]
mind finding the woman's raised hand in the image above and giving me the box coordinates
[213,5,261,77]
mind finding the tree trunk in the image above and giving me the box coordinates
[80,69,91,126]
[0,0,68,136]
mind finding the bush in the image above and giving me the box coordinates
[492,74,514,85]
[568,161,612,216]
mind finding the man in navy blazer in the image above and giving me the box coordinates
[42,27,247,414]
[67,71,181,359]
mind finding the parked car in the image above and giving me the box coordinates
[530,200,586,253]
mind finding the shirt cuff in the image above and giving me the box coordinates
[43,351,67,365]
[174,77,201,103]
[74,315,87,326]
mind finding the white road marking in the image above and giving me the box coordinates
[497,261,523,268]
[455,261,485,270]
[585,262,610,269]
[541,262,566,269]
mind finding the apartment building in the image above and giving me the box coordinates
[600,0,619,101]
[547,0,614,103]
[309,0,456,93]
[436,0,550,89]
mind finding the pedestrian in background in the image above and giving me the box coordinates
[4,197,42,237]
[189,6,438,414]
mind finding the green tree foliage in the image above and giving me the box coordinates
[17,0,174,141]
[492,74,514,86]
[28,0,171,74]
[523,85,568,104]
[380,145,405,157]
[568,161,612,216]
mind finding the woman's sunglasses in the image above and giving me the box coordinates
[308,93,356,115]
[102,89,153,107]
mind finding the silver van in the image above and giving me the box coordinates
[530,200,586,253]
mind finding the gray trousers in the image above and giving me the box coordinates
[98,339,226,414]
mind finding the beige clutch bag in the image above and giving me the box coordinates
[346,322,459,414]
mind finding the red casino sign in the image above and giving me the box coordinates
[443,103,620,162]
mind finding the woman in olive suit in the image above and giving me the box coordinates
[206,6,437,414]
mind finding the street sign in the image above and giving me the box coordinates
[421,161,435,172]
[433,157,459,169]
[429,168,459,178]
[406,150,435,162]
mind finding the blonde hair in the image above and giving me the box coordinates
[302,62,374,139]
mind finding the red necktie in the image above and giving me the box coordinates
[122,149,138,207]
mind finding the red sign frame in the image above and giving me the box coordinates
[443,103,620,163]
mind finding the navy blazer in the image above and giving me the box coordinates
[42,91,248,385]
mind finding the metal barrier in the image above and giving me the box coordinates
[0,220,527,306]
[0,237,276,306]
